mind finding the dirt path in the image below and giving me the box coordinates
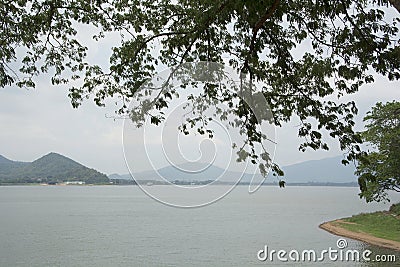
[319,219,400,251]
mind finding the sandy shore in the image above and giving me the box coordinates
[319,219,400,251]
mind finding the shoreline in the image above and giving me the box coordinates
[319,219,400,251]
[0,183,359,187]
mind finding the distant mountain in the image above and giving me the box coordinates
[158,163,228,181]
[279,156,356,183]
[118,163,251,183]
[0,155,28,179]
[110,156,357,184]
[0,152,109,184]
[0,155,12,164]
[108,173,133,180]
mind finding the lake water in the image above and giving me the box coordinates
[0,186,399,266]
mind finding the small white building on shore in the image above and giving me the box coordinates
[65,181,85,185]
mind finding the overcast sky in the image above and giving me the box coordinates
[1,68,398,175]
[1,17,399,176]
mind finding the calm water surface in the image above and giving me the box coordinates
[0,186,399,266]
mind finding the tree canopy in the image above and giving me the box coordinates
[357,101,400,202]
[1,0,400,177]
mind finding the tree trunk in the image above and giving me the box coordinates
[389,0,400,13]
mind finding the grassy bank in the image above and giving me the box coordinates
[320,203,400,250]
[335,203,400,242]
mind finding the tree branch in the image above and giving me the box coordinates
[243,0,280,75]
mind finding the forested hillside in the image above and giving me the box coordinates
[0,153,109,184]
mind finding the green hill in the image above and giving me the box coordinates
[0,153,109,184]
[0,155,28,180]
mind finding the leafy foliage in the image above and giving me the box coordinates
[389,202,400,215]
[1,1,400,177]
[356,101,400,202]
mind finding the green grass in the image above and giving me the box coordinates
[336,203,400,243]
